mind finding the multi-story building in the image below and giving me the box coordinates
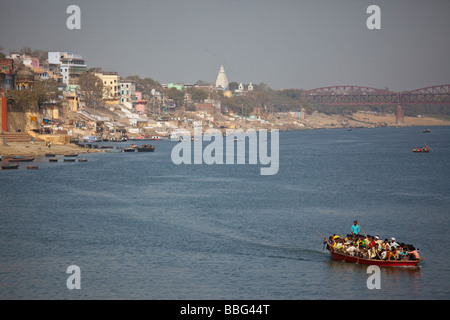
[94,70,120,101]
[119,81,136,108]
[48,52,87,87]
[0,58,14,91]
[135,92,148,115]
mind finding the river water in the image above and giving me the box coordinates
[0,126,449,300]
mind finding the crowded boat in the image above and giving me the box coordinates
[322,221,422,263]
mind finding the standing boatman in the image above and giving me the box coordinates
[351,220,360,236]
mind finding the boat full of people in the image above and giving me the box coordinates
[322,221,423,267]
[412,146,430,153]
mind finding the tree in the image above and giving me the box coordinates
[7,79,61,112]
[163,87,185,107]
[78,73,103,109]
[186,87,208,102]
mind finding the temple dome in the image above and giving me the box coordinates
[15,68,35,81]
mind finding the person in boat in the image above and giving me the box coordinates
[335,238,345,252]
[367,235,376,248]
[344,234,354,246]
[382,239,391,251]
[365,236,378,259]
[398,246,409,261]
[345,242,358,256]
[324,236,335,250]
[358,234,366,249]
[380,249,388,260]
[407,245,420,261]
[351,221,360,236]
[375,235,383,246]
[382,248,394,261]
[390,237,400,249]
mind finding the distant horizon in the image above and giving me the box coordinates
[1,0,449,92]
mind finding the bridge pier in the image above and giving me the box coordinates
[396,105,404,125]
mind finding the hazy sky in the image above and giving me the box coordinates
[1,0,449,91]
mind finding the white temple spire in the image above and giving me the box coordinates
[215,65,229,89]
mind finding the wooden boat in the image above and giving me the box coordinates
[327,247,423,267]
[2,163,19,170]
[136,144,155,152]
[49,158,58,162]
[123,147,136,152]
[412,146,430,153]
[63,158,76,162]
[104,147,123,153]
[8,156,35,162]
[45,153,56,157]
[78,159,88,162]
[423,128,431,133]
[64,154,78,157]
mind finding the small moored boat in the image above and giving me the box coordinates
[104,147,123,153]
[136,144,155,152]
[63,158,76,162]
[2,163,19,170]
[8,156,35,162]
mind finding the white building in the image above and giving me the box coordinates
[48,52,87,86]
[119,81,136,109]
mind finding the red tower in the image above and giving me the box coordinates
[1,89,7,132]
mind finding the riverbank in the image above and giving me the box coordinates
[0,141,99,157]
[1,112,449,158]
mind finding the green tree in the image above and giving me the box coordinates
[163,87,185,107]
[7,79,61,112]
[78,73,103,109]
[186,87,208,102]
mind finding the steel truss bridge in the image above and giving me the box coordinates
[301,84,450,106]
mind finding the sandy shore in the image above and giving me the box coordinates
[0,141,99,158]
[348,113,450,127]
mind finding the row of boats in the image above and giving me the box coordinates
[104,144,155,153]
[82,135,163,143]
[1,154,88,169]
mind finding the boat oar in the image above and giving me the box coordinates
[316,229,324,238]
[316,230,326,250]
[358,223,368,238]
